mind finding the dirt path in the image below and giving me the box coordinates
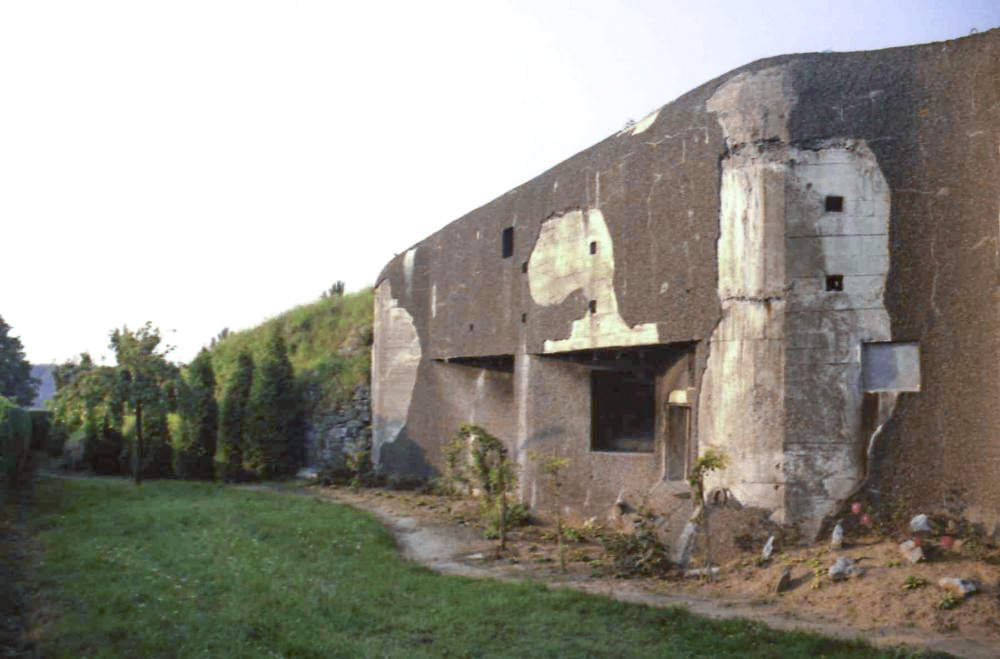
[300,486,999,659]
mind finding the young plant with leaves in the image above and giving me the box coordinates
[531,451,570,571]
[450,424,517,551]
[687,448,729,578]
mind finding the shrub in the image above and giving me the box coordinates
[447,424,517,550]
[174,349,218,480]
[0,395,32,490]
[216,351,253,482]
[600,509,673,578]
[28,410,51,452]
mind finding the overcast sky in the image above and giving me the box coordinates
[3,0,998,365]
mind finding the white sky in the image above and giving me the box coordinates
[3,0,998,365]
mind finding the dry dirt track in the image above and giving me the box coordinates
[293,486,1000,659]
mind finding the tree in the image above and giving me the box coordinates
[0,316,39,407]
[246,330,304,479]
[217,351,254,482]
[175,348,218,480]
[109,323,180,485]
[48,353,121,471]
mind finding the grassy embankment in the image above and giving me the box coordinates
[19,477,918,658]
[207,287,373,409]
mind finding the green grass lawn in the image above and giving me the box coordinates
[20,478,925,658]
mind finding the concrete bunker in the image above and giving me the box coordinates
[372,29,1000,542]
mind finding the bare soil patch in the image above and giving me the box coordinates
[310,484,1000,659]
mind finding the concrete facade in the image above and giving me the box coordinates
[372,30,1000,541]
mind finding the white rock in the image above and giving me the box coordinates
[828,556,856,581]
[938,577,978,596]
[910,514,932,533]
[761,535,775,561]
[831,522,844,549]
[899,539,924,564]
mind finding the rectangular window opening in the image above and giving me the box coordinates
[591,370,655,453]
[825,195,844,212]
[825,274,844,292]
[501,226,514,258]
[588,299,597,313]
[589,241,597,255]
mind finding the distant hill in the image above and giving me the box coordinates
[30,363,56,410]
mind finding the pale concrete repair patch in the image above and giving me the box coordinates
[527,208,658,352]
[702,60,894,537]
[371,281,421,463]
[706,66,795,145]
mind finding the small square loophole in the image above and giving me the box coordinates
[825,195,844,212]
[588,300,598,313]
[825,275,844,292]
[468,323,475,332]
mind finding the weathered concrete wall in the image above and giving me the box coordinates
[374,29,1000,538]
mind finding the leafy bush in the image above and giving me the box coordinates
[0,395,31,489]
[28,410,51,451]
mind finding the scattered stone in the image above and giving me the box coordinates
[831,522,844,549]
[761,535,775,561]
[828,556,856,581]
[296,467,319,480]
[466,553,485,560]
[938,577,978,597]
[910,514,932,533]
[684,567,721,578]
[899,539,924,564]
[774,566,792,593]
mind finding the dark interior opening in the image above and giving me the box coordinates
[521,261,528,273]
[521,312,527,323]
[589,241,597,255]
[588,300,597,313]
[501,227,514,258]
[825,195,844,212]
[591,370,655,453]
[825,274,844,292]
[435,355,514,373]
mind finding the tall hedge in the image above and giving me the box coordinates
[0,395,31,489]
[175,349,218,480]
[217,351,254,482]
[246,331,304,480]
